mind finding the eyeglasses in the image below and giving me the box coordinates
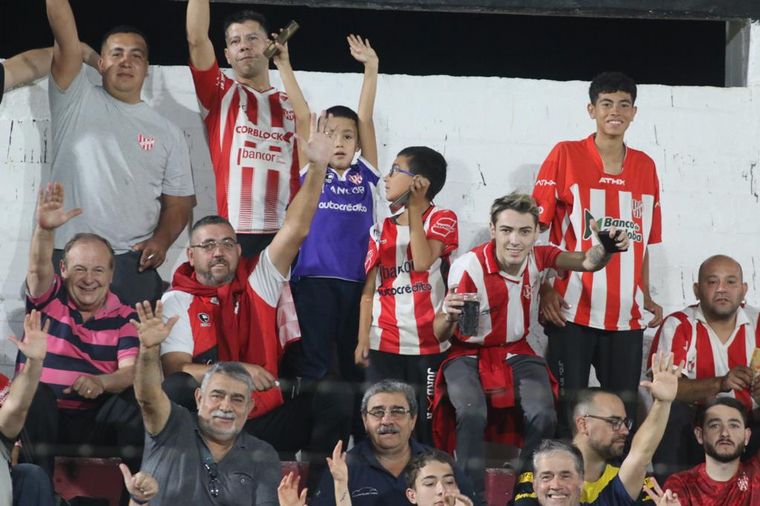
[388,165,415,177]
[364,407,412,420]
[584,414,633,432]
[204,461,220,497]
[190,239,237,252]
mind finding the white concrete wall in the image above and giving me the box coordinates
[1,65,759,378]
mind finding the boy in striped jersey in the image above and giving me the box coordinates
[432,193,627,497]
[649,254,760,479]
[356,147,458,445]
[532,72,664,438]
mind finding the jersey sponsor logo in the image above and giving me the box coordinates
[535,179,556,187]
[138,134,155,151]
[348,173,363,185]
[631,198,644,219]
[197,313,211,327]
[379,260,413,281]
[598,176,625,185]
[583,209,643,242]
[425,367,436,420]
[329,185,365,195]
[431,217,457,238]
[234,126,293,142]
[238,147,282,163]
[376,281,432,297]
[318,201,368,213]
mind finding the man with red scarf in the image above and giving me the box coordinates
[156,114,352,478]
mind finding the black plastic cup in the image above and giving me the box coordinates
[458,293,480,336]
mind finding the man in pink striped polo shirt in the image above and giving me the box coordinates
[17,182,143,478]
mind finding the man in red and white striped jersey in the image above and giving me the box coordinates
[649,254,760,479]
[532,72,664,438]
[431,192,628,497]
[186,0,310,256]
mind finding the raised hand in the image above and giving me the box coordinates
[347,35,378,68]
[120,464,159,503]
[407,176,430,210]
[299,112,334,168]
[36,182,82,231]
[277,472,307,506]
[10,310,50,361]
[271,31,292,68]
[326,440,349,485]
[130,301,179,349]
[643,477,682,506]
[641,351,682,403]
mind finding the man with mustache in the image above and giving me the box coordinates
[131,300,280,505]
[311,380,478,506]
[663,397,760,505]
[649,255,760,478]
[155,115,351,488]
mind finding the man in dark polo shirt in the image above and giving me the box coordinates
[133,301,279,505]
[311,380,479,506]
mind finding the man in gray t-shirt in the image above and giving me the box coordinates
[133,301,280,505]
[46,0,195,306]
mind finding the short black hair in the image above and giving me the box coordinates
[191,215,234,236]
[589,72,637,104]
[223,10,270,41]
[396,146,447,201]
[404,449,456,489]
[100,25,150,58]
[695,397,750,429]
[326,105,359,129]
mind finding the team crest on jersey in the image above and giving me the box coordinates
[686,357,696,374]
[325,172,335,184]
[582,209,643,242]
[348,173,363,185]
[738,472,749,491]
[431,217,457,238]
[522,284,532,300]
[631,199,644,219]
[197,313,211,327]
[138,134,156,151]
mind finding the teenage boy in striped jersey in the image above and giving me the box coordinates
[432,192,627,498]
[532,72,664,438]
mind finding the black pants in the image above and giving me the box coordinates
[21,383,144,479]
[366,350,446,446]
[12,463,55,506]
[545,322,643,438]
[53,249,162,308]
[162,372,353,492]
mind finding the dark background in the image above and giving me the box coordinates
[1,0,726,86]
